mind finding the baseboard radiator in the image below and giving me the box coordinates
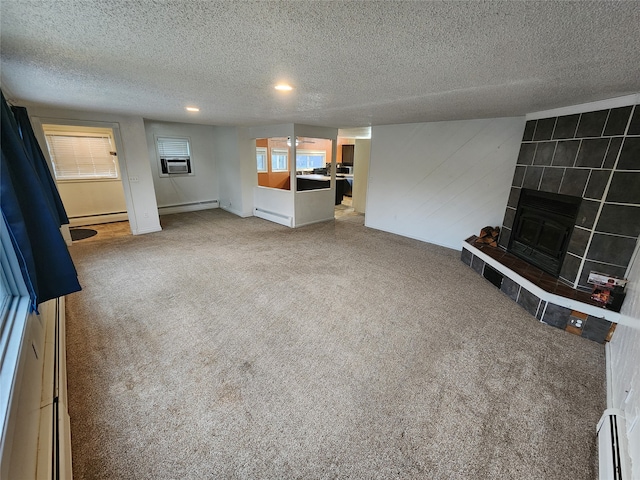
[254,207,293,227]
[597,408,631,480]
[38,297,73,479]
[158,200,218,216]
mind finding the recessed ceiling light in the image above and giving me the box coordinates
[274,84,293,91]
[186,106,200,112]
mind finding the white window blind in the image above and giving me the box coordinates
[45,133,118,180]
[157,137,190,159]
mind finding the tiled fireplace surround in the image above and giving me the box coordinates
[462,103,640,343]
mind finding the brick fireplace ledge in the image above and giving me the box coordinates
[461,239,635,343]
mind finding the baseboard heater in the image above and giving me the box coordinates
[254,207,293,227]
[36,298,73,480]
[597,408,631,480]
[158,200,218,215]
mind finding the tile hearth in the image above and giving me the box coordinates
[462,237,620,344]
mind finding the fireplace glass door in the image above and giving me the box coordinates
[508,189,581,277]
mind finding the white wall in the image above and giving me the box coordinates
[57,180,127,220]
[294,189,334,227]
[212,126,256,217]
[237,127,258,217]
[28,106,161,235]
[143,120,218,212]
[366,117,525,249]
[248,124,340,228]
[254,187,294,227]
[352,139,370,214]
[292,124,338,227]
[609,241,640,476]
[32,120,129,226]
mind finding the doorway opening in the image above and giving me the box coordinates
[38,122,132,237]
[335,128,371,221]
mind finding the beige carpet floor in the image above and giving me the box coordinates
[65,209,605,479]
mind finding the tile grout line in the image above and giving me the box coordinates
[575,104,636,288]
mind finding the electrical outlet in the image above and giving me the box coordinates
[129,176,139,183]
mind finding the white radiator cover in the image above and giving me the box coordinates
[597,408,631,480]
[38,297,73,479]
[254,207,293,227]
[2,298,73,479]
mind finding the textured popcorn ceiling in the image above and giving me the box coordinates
[1,1,639,127]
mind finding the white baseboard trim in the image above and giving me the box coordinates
[294,216,334,228]
[221,204,253,218]
[68,212,128,227]
[132,225,162,235]
[365,220,458,251]
[158,200,219,216]
[60,224,72,246]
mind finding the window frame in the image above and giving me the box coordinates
[155,135,193,177]
[256,147,268,173]
[43,126,120,183]
[0,216,31,450]
[271,148,289,173]
[295,149,327,172]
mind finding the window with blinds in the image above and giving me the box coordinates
[45,132,118,180]
[156,136,192,175]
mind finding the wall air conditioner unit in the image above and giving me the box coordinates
[161,158,192,175]
[156,136,192,177]
[597,408,631,480]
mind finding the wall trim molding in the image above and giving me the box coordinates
[132,225,162,235]
[365,219,458,251]
[68,212,128,227]
[294,216,334,228]
[158,200,218,216]
[605,342,614,408]
[222,204,253,218]
[526,93,640,120]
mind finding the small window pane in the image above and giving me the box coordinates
[296,150,326,170]
[256,147,268,173]
[271,148,288,172]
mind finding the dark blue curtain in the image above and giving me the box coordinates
[1,91,81,311]
[11,105,70,226]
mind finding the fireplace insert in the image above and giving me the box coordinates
[508,189,581,277]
